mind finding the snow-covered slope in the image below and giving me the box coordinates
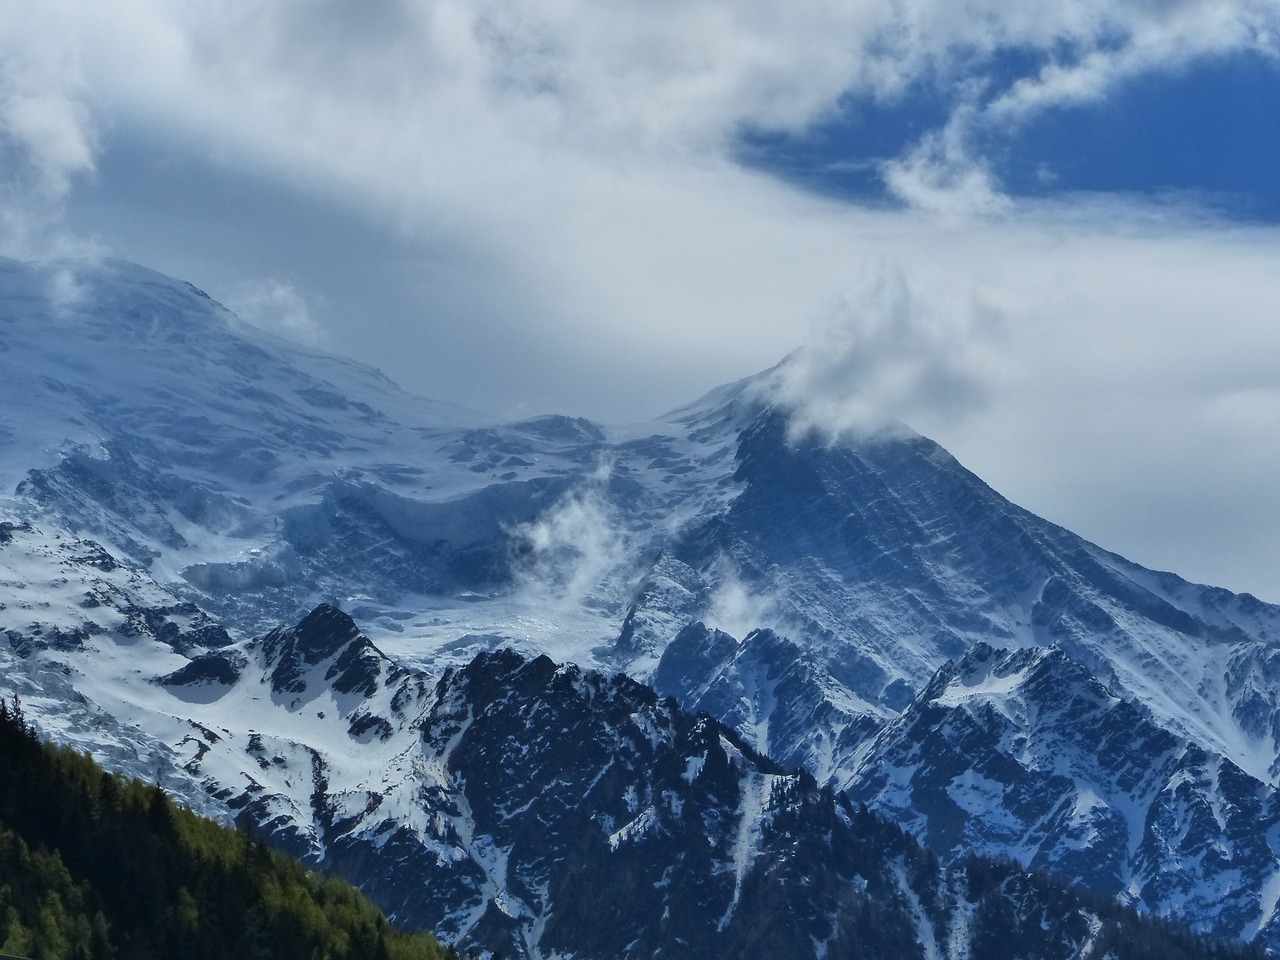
[641,408,1280,780]
[4,256,1280,953]
[0,257,741,656]
[631,408,1280,942]
[847,643,1280,944]
[0,547,1241,959]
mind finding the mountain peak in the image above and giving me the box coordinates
[260,604,386,699]
[287,603,363,662]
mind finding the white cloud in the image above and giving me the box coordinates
[227,278,325,346]
[1,0,1279,602]
[892,211,1280,601]
[702,559,794,643]
[512,461,638,612]
[880,113,1011,217]
[1,0,1274,265]
[43,263,91,316]
[979,2,1275,131]
[770,260,1011,440]
[0,4,98,256]
[12,0,1273,221]
[873,1,1280,208]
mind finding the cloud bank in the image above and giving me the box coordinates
[1,1,1279,600]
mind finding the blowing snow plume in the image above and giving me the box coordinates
[701,558,795,644]
[771,261,1009,441]
[227,278,326,347]
[512,460,641,617]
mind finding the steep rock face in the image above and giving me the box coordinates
[652,409,1280,756]
[653,622,884,785]
[202,635,901,957]
[613,406,1280,950]
[622,407,1280,855]
[259,603,389,699]
[6,593,1252,960]
[614,553,710,670]
[847,643,1280,944]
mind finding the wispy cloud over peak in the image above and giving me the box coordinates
[880,117,1011,216]
[766,261,1010,442]
[227,278,326,348]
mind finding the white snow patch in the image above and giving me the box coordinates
[609,805,660,850]
[893,860,940,960]
[716,770,776,931]
[1243,868,1280,941]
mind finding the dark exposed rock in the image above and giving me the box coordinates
[260,604,383,697]
[160,651,245,688]
[292,645,1255,960]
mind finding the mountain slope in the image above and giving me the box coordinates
[0,693,450,960]
[0,257,736,655]
[2,591,1262,960]
[5,256,1280,952]
[643,407,1280,780]
[846,643,1280,944]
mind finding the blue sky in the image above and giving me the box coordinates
[1,0,1280,602]
[743,49,1280,218]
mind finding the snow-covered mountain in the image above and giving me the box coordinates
[0,257,745,660]
[0,541,1248,959]
[847,642,1280,943]
[3,256,1280,954]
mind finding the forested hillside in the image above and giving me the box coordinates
[0,696,452,960]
